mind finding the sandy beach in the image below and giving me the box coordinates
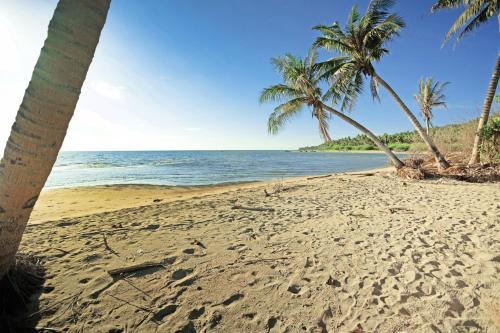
[20,168,499,332]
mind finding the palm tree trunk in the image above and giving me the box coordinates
[0,0,110,279]
[372,72,450,170]
[468,52,500,166]
[425,118,430,135]
[321,103,404,169]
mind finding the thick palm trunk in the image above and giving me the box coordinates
[468,52,500,166]
[0,0,110,279]
[425,118,430,135]
[321,103,404,169]
[373,73,450,170]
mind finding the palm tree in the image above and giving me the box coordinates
[260,51,404,169]
[313,0,451,169]
[414,77,450,134]
[0,0,111,280]
[432,0,500,165]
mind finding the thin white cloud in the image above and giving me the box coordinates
[91,80,126,100]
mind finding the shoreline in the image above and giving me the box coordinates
[32,166,394,224]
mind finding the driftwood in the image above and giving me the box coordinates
[349,172,376,177]
[307,174,332,180]
[107,261,165,277]
[388,207,413,214]
[231,205,275,212]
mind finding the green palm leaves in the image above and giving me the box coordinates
[414,78,450,133]
[259,51,332,142]
[312,0,405,112]
[432,0,499,44]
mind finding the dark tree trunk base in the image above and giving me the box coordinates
[0,254,45,333]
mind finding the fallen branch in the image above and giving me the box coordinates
[231,205,275,212]
[107,261,165,277]
[307,174,332,180]
[107,294,153,314]
[33,327,63,332]
[102,233,119,256]
[348,172,375,177]
[388,207,413,214]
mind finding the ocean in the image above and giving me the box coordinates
[45,150,401,188]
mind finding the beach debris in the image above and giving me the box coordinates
[153,198,162,203]
[349,172,376,177]
[231,205,275,212]
[111,223,123,228]
[102,232,119,256]
[388,207,413,214]
[107,261,167,277]
[307,174,332,180]
[397,165,425,180]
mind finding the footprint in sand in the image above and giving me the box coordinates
[222,293,244,306]
[154,304,177,321]
[266,316,281,333]
[188,306,205,320]
[172,268,193,280]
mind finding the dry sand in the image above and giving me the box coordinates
[20,169,499,332]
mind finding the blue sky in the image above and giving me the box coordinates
[0,0,498,150]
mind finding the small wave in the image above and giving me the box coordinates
[85,162,120,168]
[151,159,194,167]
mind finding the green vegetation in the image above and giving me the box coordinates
[299,131,414,152]
[299,114,500,155]
[480,117,500,163]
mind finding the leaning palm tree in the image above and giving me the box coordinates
[432,0,500,165]
[414,77,450,134]
[313,0,450,169]
[0,0,110,280]
[260,51,404,169]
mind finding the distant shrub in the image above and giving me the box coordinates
[387,143,410,151]
[480,117,500,164]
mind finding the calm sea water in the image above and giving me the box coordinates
[45,150,400,188]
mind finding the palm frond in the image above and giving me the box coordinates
[313,106,332,142]
[432,0,499,44]
[370,76,380,101]
[259,84,302,104]
[267,98,306,134]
